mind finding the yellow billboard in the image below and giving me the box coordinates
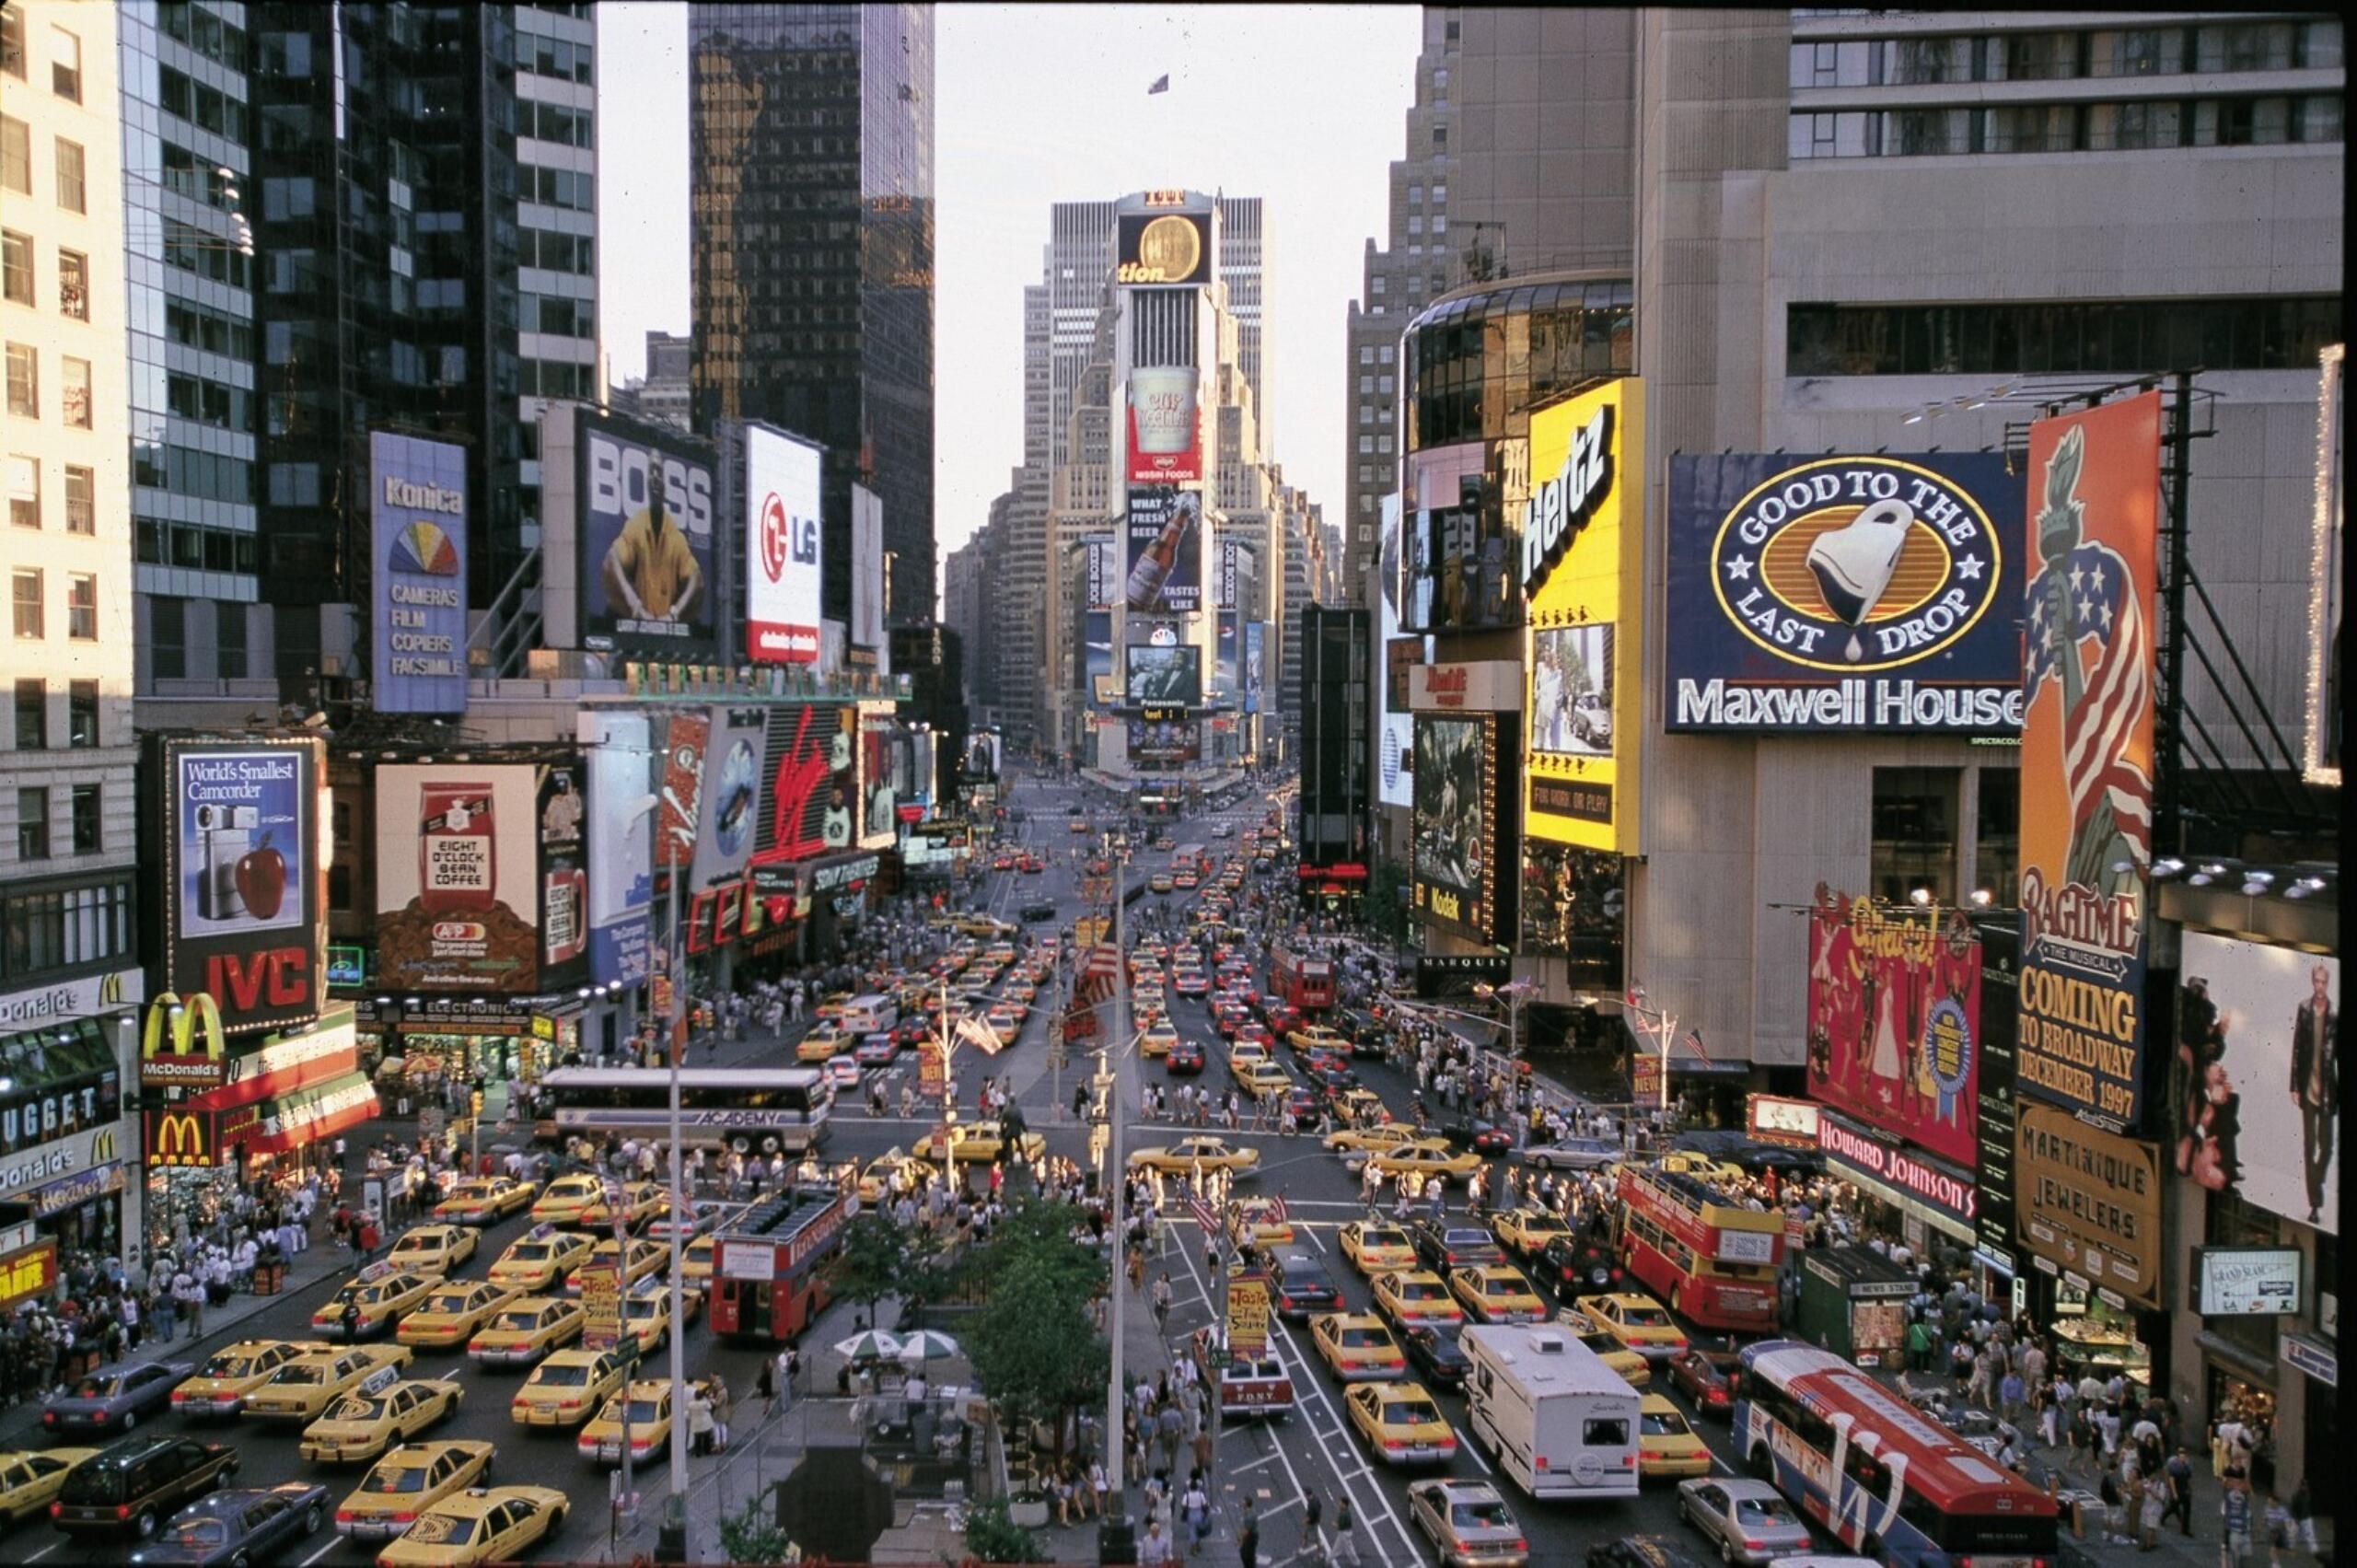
[1522,377,1642,853]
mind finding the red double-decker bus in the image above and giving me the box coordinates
[1614,1166,1784,1332]
[707,1186,849,1342]
[1271,943,1336,1012]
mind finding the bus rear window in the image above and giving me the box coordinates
[1583,1418,1630,1446]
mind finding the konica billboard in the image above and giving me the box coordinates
[745,425,823,665]
[369,432,469,714]
[1665,453,2024,732]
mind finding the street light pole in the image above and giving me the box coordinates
[1101,829,1134,1563]
[661,853,690,1557]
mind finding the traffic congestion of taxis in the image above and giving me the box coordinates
[0,771,2052,1568]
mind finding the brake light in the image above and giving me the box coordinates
[337,1510,355,1525]
[1743,1542,1764,1553]
[389,1512,415,1525]
[1383,1438,1405,1451]
[48,1504,61,1518]
[116,1504,132,1520]
[1510,1539,1528,1552]
[41,1411,54,1426]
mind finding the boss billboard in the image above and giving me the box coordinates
[575,409,716,656]
[1665,454,2024,732]
[744,425,823,665]
[148,735,327,1039]
[368,432,469,714]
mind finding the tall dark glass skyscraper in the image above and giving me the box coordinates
[690,3,935,629]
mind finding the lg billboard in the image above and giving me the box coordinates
[745,425,823,665]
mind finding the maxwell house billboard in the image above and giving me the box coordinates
[1666,454,2024,732]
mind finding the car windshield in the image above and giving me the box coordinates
[1446,1232,1488,1246]
[1619,1305,1674,1328]
[423,1293,470,1313]
[160,1516,231,1546]
[1450,1499,1512,1528]
[199,1354,255,1378]
[1363,1230,1405,1248]
[1338,1328,1387,1348]
[1399,1280,1446,1300]
[364,1465,433,1494]
[623,1399,664,1423]
[1387,1398,1442,1424]
[535,1364,593,1387]
[1481,1278,1523,1295]
[400,1514,479,1546]
[1736,1498,1799,1526]
[1643,1409,1691,1435]
[70,1376,120,1398]
[326,1397,385,1422]
[492,1311,545,1331]
[509,1244,552,1261]
[268,1365,326,1385]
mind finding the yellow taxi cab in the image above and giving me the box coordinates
[297,1377,466,1464]
[1139,1021,1179,1059]
[1309,1312,1409,1382]
[1638,1393,1713,1478]
[241,1344,414,1422]
[1344,1381,1458,1466]
[528,1173,608,1226]
[385,1224,482,1277]
[0,1447,97,1523]
[397,1280,524,1351]
[466,1295,586,1367]
[510,1348,629,1429]
[1329,1087,1391,1127]
[1324,1122,1422,1156]
[681,1234,719,1289]
[310,1266,441,1341]
[1583,1291,1691,1364]
[563,1237,668,1297]
[912,1120,1048,1165]
[618,1274,699,1355]
[1552,1307,1653,1387]
[576,1180,665,1231]
[856,1148,934,1205]
[434,1176,537,1226]
[1372,1269,1465,1328]
[1286,1025,1348,1054]
[1148,874,1175,894]
[796,1028,853,1063]
[487,1225,598,1293]
[1225,1040,1271,1073]
[373,1483,570,1568]
[170,1338,333,1417]
[1128,1135,1260,1176]
[1361,1140,1483,1183]
[1225,1197,1294,1249]
[576,1377,713,1465]
[1336,1221,1417,1277]
[1490,1208,1573,1259]
[812,992,854,1021]
[1235,1062,1294,1102]
[332,1439,494,1540]
[1447,1264,1549,1325]
[1649,1151,1747,1186]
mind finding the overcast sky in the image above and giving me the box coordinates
[598,3,1422,601]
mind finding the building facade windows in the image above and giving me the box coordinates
[7,456,35,528]
[16,787,48,860]
[1790,93,2345,159]
[53,136,83,213]
[1788,296,2342,378]
[0,874,134,981]
[65,574,95,640]
[14,680,42,749]
[63,464,91,533]
[66,680,95,748]
[56,247,85,319]
[1870,767,1960,907]
[69,785,99,854]
[11,567,41,638]
[6,342,33,417]
[1,229,29,302]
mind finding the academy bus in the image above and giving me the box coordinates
[1735,1342,2060,1568]
[533,1067,833,1156]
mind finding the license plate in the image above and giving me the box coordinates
[1405,1446,1437,1459]
[596,1442,621,1459]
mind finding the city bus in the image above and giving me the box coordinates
[1270,943,1337,1013]
[1735,1341,2061,1566]
[707,1186,851,1342]
[1614,1166,1784,1332]
[533,1067,833,1156]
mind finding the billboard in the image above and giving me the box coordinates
[744,425,822,665]
[1405,437,1523,633]
[156,736,326,1039]
[1214,610,1240,695]
[368,432,469,714]
[1125,485,1203,615]
[1411,713,1502,944]
[374,764,542,993]
[851,482,886,656]
[1804,893,1981,1168]
[858,706,898,850]
[2017,1103,2162,1307]
[578,410,716,656]
[1973,922,2022,1273]
[689,706,764,892]
[1523,378,1640,853]
[1126,367,1202,483]
[1242,622,1265,714]
[655,710,710,870]
[754,704,855,865]
[965,731,1001,784]
[579,711,653,987]
[535,762,588,991]
[2177,934,2340,1235]
[2017,393,2163,1132]
[1665,453,2023,732]
[1126,645,1202,707]
[1115,211,1213,287]
[2193,1249,2304,1316]
[1084,536,1120,610]
[1127,718,1200,766]
[1376,505,1413,808]
[1517,841,1624,988]
[1082,612,1113,701]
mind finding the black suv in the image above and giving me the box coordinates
[52,1432,239,1539]
[1536,1234,1627,1299]
[1019,900,1058,923]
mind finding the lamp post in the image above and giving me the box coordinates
[1099,828,1137,1566]
[657,820,691,1562]
[1620,986,1678,1115]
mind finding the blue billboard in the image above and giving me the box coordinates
[1242,621,1266,714]
[370,432,469,714]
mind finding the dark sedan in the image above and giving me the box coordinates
[1585,1536,1714,1568]
[1535,1235,1628,1299]
[1400,1324,1470,1390]
[1434,1117,1515,1156]
[1270,1252,1342,1320]
[1410,1217,1508,1272]
[41,1360,193,1437]
[1166,1040,1205,1076]
[1666,1348,1744,1417]
[129,1483,331,1566]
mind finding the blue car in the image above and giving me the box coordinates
[41,1359,193,1437]
[129,1483,331,1566]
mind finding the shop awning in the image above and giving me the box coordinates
[240,1072,380,1156]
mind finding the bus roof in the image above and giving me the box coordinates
[540,1066,827,1089]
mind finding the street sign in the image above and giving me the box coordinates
[579,1262,621,1352]
[1207,1348,1233,1370]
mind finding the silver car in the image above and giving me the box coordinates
[1407,1477,1527,1568]
[1522,1136,1622,1171]
[1677,1477,1815,1565]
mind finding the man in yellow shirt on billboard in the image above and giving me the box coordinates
[601,463,702,629]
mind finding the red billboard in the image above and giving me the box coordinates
[1805,889,1981,1167]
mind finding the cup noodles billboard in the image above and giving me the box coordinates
[1805,890,1981,1168]
[374,764,542,993]
[1127,367,1202,484]
[151,735,328,1038]
[744,425,823,665]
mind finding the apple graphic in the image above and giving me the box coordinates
[237,834,288,921]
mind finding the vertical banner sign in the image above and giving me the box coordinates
[368,432,469,714]
[1242,622,1266,713]
[744,426,822,664]
[1804,892,1982,1167]
[579,411,717,656]
[2016,392,2163,1133]
[536,763,589,991]
[1225,1272,1271,1359]
[857,706,899,850]
[655,710,711,870]
[1125,485,1203,615]
[157,736,326,1038]
[580,711,654,987]
[1411,714,1500,944]
[579,1261,621,1352]
[2016,1103,2162,1307]
[1214,611,1241,695]
[1085,536,1120,610]
[689,707,764,897]
[753,704,854,865]
[1973,923,2022,1272]
[374,765,542,993]
[1522,377,1642,853]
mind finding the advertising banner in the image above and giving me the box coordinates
[744,425,823,665]
[1411,713,1501,944]
[1125,485,1203,615]
[851,482,886,657]
[1085,536,1120,610]
[1747,1094,1822,1148]
[2017,1102,2161,1307]
[1665,453,2024,732]
[2177,935,2340,1234]
[580,711,654,988]
[754,704,855,865]
[1127,367,1202,484]
[1974,922,2022,1272]
[578,411,716,656]
[1816,1108,1978,1236]
[1517,841,1623,986]
[157,736,326,1039]
[654,710,710,871]
[1127,718,1201,766]
[1242,622,1265,714]
[1214,610,1240,696]
[1225,1272,1271,1360]
[374,764,542,993]
[0,1239,59,1310]
[2193,1248,2304,1316]
[536,764,588,990]
[965,732,1001,784]
[858,706,899,851]
[1376,508,1413,808]
[1804,892,1981,1167]
[1115,211,1213,287]
[1523,378,1641,853]
[2017,393,2163,1133]
[1405,438,1522,633]
[1126,645,1202,707]
[1082,611,1113,698]
[689,707,764,893]
[368,432,469,714]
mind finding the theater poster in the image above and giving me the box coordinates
[1805,889,1981,1167]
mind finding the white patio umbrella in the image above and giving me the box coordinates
[895,1329,962,1363]
[833,1328,905,1362]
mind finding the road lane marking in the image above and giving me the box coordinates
[1453,1422,1495,1474]
[296,1539,340,1567]
[24,1544,58,1562]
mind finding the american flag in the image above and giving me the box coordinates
[1265,1193,1289,1225]
[2027,540,2154,862]
[1190,1196,1220,1237]
[954,1014,1005,1057]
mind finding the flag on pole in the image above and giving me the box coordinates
[955,1014,1005,1057]
[1189,1195,1220,1237]
[1266,1193,1289,1225]
[1148,73,1170,95]
[1683,1028,1708,1063]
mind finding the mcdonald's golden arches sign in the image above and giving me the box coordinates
[142,993,230,1090]
[145,1108,215,1168]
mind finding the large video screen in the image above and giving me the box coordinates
[1125,644,1202,707]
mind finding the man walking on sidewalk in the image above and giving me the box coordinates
[2162,1447,2197,1538]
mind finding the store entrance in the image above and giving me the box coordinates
[2206,1362,2280,1493]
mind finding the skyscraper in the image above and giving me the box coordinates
[690,3,936,629]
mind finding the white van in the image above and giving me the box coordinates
[1460,1323,1642,1500]
[840,993,899,1035]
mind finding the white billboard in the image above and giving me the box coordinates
[1376,496,1415,808]
[745,425,823,665]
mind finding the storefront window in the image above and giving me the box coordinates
[2049,1280,2153,1398]
[2205,1188,2284,1363]
[1972,768,2018,904]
